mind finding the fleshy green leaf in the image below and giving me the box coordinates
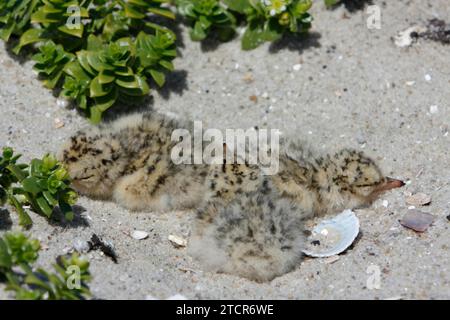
[0,238,12,269]
[149,68,165,87]
[21,177,41,195]
[58,25,84,38]
[90,76,113,97]
[36,196,53,218]
[13,28,45,54]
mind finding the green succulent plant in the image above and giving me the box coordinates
[176,0,313,49]
[32,41,75,89]
[61,74,90,110]
[0,147,32,227]
[69,36,149,122]
[0,233,40,268]
[240,0,313,50]
[14,0,91,54]
[0,232,91,300]
[0,147,78,227]
[60,32,176,123]
[0,0,40,41]
[94,9,131,42]
[135,30,177,87]
[1,0,317,124]
[19,154,78,221]
[176,0,236,41]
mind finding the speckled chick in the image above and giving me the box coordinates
[57,112,208,212]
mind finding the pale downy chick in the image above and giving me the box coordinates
[189,178,307,283]
[57,112,208,211]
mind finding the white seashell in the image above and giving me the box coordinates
[302,209,360,258]
[131,230,149,240]
[168,234,187,247]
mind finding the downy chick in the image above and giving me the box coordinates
[57,112,208,212]
[58,112,404,282]
[190,139,404,282]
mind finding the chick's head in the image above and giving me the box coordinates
[57,132,125,199]
[314,149,403,213]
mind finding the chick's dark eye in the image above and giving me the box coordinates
[77,175,94,181]
[354,183,377,187]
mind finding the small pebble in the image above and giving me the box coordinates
[168,234,187,247]
[406,193,431,206]
[292,64,302,71]
[382,200,389,208]
[54,118,65,128]
[243,73,253,83]
[119,274,129,282]
[56,98,69,108]
[249,95,258,103]
[131,230,149,240]
[73,239,90,253]
[424,74,432,82]
[62,246,72,254]
[400,210,435,232]
[261,92,269,99]
[356,132,366,145]
[429,105,439,114]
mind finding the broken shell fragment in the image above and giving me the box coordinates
[302,209,360,258]
[405,193,431,206]
[131,230,149,240]
[168,234,187,248]
[394,26,426,47]
[54,118,65,129]
[400,210,435,232]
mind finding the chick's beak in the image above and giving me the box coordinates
[376,177,405,193]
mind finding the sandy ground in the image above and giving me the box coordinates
[1,0,449,300]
